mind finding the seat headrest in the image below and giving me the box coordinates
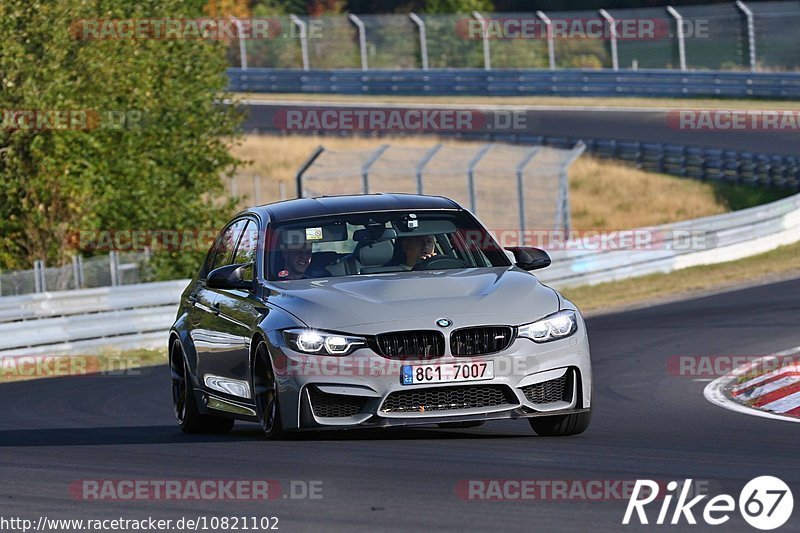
[356,240,394,267]
[309,251,338,269]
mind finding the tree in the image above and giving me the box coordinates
[0,0,242,279]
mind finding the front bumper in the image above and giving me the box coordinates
[267,327,592,431]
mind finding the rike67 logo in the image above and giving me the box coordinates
[623,477,794,530]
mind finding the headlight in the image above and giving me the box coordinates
[282,329,366,356]
[517,310,578,343]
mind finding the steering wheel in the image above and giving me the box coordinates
[411,255,467,271]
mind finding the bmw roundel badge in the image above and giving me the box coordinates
[435,318,452,328]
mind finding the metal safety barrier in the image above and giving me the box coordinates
[228,68,800,99]
[0,280,188,356]
[537,191,800,288]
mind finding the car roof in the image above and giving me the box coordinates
[244,193,462,223]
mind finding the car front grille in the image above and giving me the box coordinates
[450,326,514,356]
[308,387,367,418]
[375,330,445,359]
[380,384,518,413]
[520,371,572,404]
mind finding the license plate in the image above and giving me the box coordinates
[401,361,494,385]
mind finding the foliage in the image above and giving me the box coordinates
[0,0,242,279]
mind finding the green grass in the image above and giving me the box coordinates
[712,183,794,211]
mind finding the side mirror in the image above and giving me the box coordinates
[206,262,254,291]
[505,247,551,271]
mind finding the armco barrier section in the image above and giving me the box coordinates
[228,68,800,99]
[1,191,798,356]
[537,191,800,287]
[0,280,188,356]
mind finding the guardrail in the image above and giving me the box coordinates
[537,191,800,288]
[1,190,798,356]
[0,280,188,356]
[228,68,800,99]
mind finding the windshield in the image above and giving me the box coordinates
[267,210,510,281]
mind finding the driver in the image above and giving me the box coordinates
[398,234,437,270]
[279,241,312,280]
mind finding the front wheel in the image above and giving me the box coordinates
[253,341,286,439]
[528,409,591,436]
[170,338,234,434]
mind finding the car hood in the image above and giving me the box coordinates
[266,267,560,334]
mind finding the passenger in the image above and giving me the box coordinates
[279,242,312,280]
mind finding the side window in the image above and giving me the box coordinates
[205,219,247,276]
[232,220,258,281]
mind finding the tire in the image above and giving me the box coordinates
[528,409,591,437]
[170,338,234,434]
[252,341,286,440]
[436,421,485,429]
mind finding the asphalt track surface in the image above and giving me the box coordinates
[1,277,799,532]
[242,101,800,156]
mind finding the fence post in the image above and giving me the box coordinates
[34,260,46,293]
[466,144,493,214]
[72,255,84,289]
[415,144,442,194]
[515,147,541,235]
[559,142,586,232]
[109,251,119,287]
[536,11,556,70]
[295,145,326,198]
[409,13,429,70]
[290,14,310,71]
[472,11,492,71]
[361,144,390,194]
[736,1,757,72]
[599,9,619,71]
[348,14,369,71]
[230,17,248,70]
[666,6,687,71]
